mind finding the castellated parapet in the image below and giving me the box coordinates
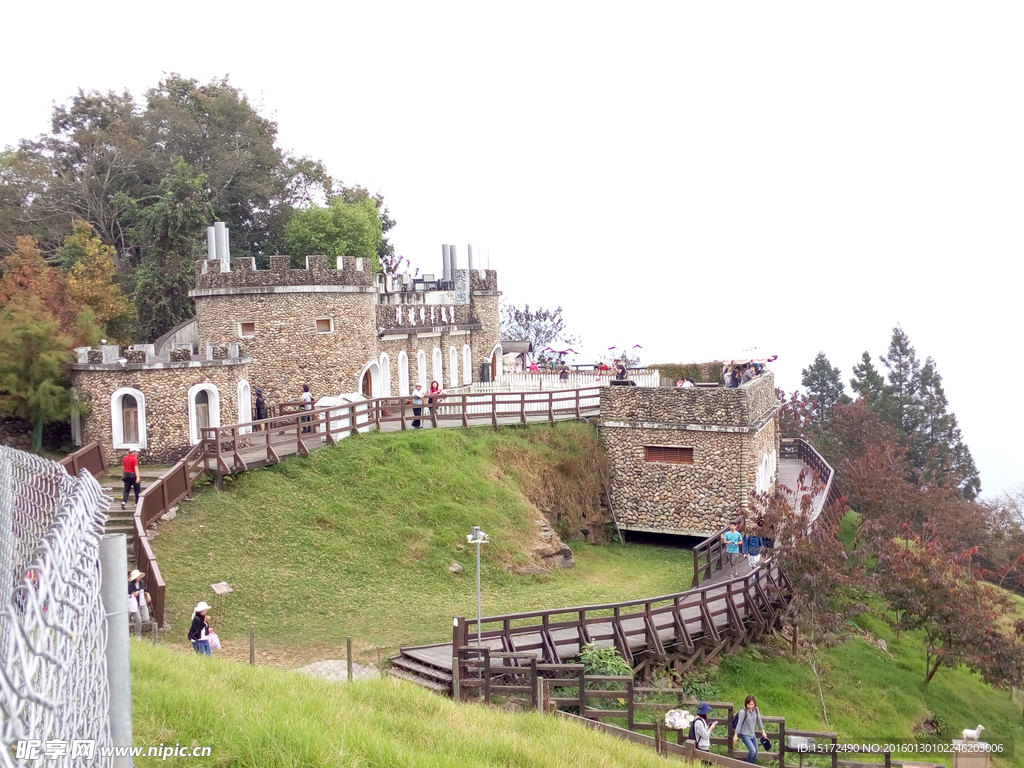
[69,234,502,464]
[194,255,375,291]
[599,373,780,536]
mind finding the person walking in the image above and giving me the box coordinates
[410,384,425,428]
[121,449,141,510]
[733,695,769,763]
[691,702,717,752]
[723,521,743,577]
[300,384,313,433]
[254,387,267,429]
[128,568,150,627]
[188,601,212,656]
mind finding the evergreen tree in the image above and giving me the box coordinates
[0,298,76,452]
[919,357,981,499]
[801,352,849,420]
[850,352,885,406]
[878,325,924,437]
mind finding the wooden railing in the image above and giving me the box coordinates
[691,526,730,588]
[199,387,603,475]
[133,441,207,627]
[780,438,842,514]
[447,562,791,675]
[58,441,107,479]
[455,650,894,768]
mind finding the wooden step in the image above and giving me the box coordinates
[389,655,453,683]
[388,667,450,693]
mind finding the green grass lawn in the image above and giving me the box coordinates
[154,424,694,662]
[130,642,684,768]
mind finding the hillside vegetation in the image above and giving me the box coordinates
[153,423,695,660]
[130,642,678,768]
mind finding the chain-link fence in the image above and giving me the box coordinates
[0,446,112,766]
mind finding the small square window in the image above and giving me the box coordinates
[315,318,333,333]
[239,322,256,337]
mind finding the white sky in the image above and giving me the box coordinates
[2,2,1021,496]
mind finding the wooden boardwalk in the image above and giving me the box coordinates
[401,561,785,673]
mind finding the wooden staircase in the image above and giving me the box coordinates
[388,654,454,693]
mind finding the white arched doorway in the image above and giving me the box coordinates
[188,383,221,445]
[449,347,458,388]
[111,387,148,450]
[489,343,503,382]
[358,361,381,399]
[462,345,472,385]
[398,351,410,396]
[432,348,443,388]
[237,380,252,434]
[380,353,392,396]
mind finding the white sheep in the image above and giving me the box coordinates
[961,725,985,741]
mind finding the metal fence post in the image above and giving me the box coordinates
[249,622,255,665]
[100,534,133,767]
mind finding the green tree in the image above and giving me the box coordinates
[60,220,136,341]
[132,159,213,341]
[283,197,383,270]
[849,352,885,407]
[918,357,981,499]
[0,298,76,452]
[878,325,924,437]
[801,352,849,420]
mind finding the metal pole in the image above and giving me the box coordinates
[347,636,353,682]
[476,538,482,648]
[99,534,132,767]
[249,622,255,665]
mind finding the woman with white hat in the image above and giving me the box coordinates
[128,569,149,628]
[188,602,212,655]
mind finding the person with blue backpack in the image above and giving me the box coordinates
[733,695,769,763]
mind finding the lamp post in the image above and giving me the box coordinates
[466,526,490,647]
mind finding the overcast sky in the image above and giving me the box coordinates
[2,2,1020,496]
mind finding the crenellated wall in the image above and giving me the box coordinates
[194,255,374,291]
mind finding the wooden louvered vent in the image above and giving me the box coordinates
[644,446,694,464]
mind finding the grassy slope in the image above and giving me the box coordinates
[130,642,683,768]
[154,423,694,659]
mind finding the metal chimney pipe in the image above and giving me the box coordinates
[207,227,217,260]
[467,244,475,272]
[223,227,230,263]
[442,244,451,282]
[449,244,457,275]
[214,222,227,261]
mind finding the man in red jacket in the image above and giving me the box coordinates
[121,449,140,510]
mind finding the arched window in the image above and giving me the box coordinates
[398,351,410,396]
[111,387,148,450]
[188,383,221,445]
[449,347,458,388]
[432,348,443,387]
[380,353,391,397]
[237,379,252,435]
[417,350,428,390]
[463,345,472,385]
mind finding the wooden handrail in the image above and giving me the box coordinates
[133,440,207,627]
[58,441,107,479]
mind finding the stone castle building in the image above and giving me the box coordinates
[69,229,502,464]
[598,373,780,535]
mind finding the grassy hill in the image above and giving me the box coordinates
[130,642,679,768]
[153,423,695,661]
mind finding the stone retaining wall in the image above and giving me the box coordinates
[601,372,776,426]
